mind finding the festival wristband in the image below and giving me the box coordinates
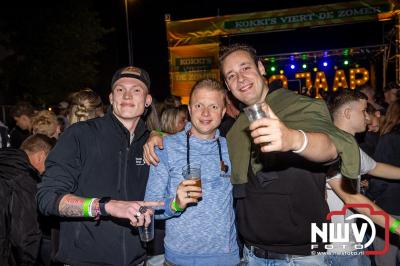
[390,219,400,233]
[156,128,164,137]
[87,198,97,217]
[82,198,92,218]
[171,199,184,212]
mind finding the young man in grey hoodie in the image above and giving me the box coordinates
[144,78,239,265]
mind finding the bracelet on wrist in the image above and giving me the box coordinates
[292,129,308,154]
[82,198,92,218]
[87,198,96,217]
[155,128,164,137]
[99,197,111,217]
[171,199,183,212]
[390,219,400,233]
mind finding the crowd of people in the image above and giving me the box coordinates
[0,44,400,266]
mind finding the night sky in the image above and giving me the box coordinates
[94,0,363,101]
[1,0,388,104]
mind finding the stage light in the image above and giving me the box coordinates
[271,66,276,72]
[290,64,295,69]
[349,67,369,89]
[323,62,328,67]
[302,64,307,69]
[295,72,312,88]
[280,70,284,74]
[313,67,318,72]
[344,60,349,65]
[302,54,307,60]
[268,75,288,88]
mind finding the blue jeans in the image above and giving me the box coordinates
[242,246,328,266]
[325,254,371,266]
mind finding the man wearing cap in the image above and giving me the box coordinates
[37,66,163,266]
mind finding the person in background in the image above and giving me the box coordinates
[327,89,400,266]
[31,110,61,139]
[357,102,382,195]
[219,92,240,137]
[67,88,104,124]
[160,107,187,135]
[163,95,181,109]
[30,109,62,265]
[358,103,382,157]
[0,134,55,266]
[358,84,384,112]
[368,100,400,266]
[383,82,400,107]
[9,101,35,148]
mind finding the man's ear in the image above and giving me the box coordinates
[257,61,266,76]
[145,95,152,107]
[188,104,192,117]
[375,110,381,118]
[37,150,47,163]
[344,107,352,120]
[221,107,227,119]
[224,80,231,91]
[109,92,113,105]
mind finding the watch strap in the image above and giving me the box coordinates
[99,197,111,216]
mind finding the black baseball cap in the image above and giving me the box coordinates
[111,66,151,91]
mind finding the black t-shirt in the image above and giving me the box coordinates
[235,149,329,255]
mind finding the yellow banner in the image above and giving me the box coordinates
[166,0,389,46]
[169,43,220,103]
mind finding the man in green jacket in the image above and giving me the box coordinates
[219,43,359,265]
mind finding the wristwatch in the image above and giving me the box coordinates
[99,197,111,216]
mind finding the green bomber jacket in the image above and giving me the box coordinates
[227,88,360,184]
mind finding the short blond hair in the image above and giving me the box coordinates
[31,110,59,138]
[21,134,55,155]
[189,78,226,106]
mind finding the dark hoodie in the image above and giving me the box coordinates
[37,110,150,266]
[0,148,42,266]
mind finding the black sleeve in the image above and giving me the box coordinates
[373,133,400,166]
[37,125,83,216]
[10,184,41,265]
[0,126,8,148]
[368,133,400,200]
